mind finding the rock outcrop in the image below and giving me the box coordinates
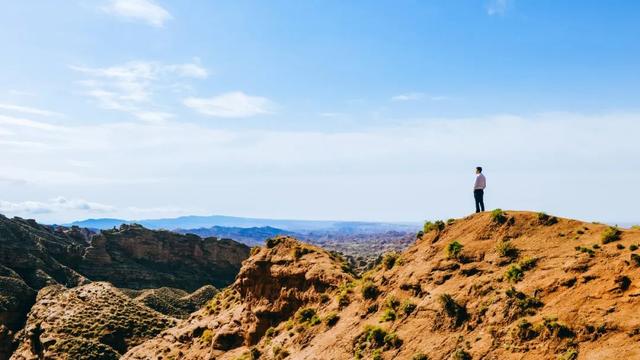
[124,212,640,359]
[0,214,250,359]
[123,236,355,359]
[10,282,176,360]
[79,224,250,291]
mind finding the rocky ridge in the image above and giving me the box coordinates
[124,211,640,360]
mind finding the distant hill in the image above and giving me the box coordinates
[175,226,298,246]
[68,214,419,233]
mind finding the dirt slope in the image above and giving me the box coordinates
[124,211,640,360]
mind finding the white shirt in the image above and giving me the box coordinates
[474,173,486,190]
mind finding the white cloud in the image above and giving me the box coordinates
[391,92,448,102]
[0,111,638,223]
[183,91,275,118]
[0,197,114,215]
[101,0,172,27]
[487,0,510,16]
[0,114,62,131]
[71,60,208,118]
[0,103,64,117]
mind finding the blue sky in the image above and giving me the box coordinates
[0,0,639,223]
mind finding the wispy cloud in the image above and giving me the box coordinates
[183,91,276,118]
[0,103,64,117]
[390,92,448,102]
[71,60,208,119]
[487,0,511,16]
[0,197,114,215]
[0,114,62,131]
[101,0,172,27]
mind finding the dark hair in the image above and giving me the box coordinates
[476,166,482,173]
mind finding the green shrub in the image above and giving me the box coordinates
[292,246,313,259]
[424,220,445,233]
[353,325,402,358]
[439,294,467,326]
[385,296,400,310]
[361,282,380,300]
[616,243,626,250]
[380,308,396,322]
[383,252,400,269]
[537,212,558,226]
[630,244,639,251]
[519,257,538,270]
[537,316,574,339]
[324,312,340,327]
[491,209,507,224]
[446,241,464,260]
[201,329,214,343]
[296,307,320,325]
[506,287,543,318]
[401,301,417,315]
[416,230,424,239]
[338,293,351,308]
[515,319,538,340]
[452,349,472,360]
[575,246,595,257]
[558,349,578,360]
[412,354,429,360]
[632,253,640,267]
[265,327,277,338]
[601,226,621,244]
[496,241,519,259]
[265,237,282,248]
[504,264,524,283]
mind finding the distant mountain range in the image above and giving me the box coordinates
[67,214,420,233]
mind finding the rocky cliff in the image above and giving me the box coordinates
[0,214,250,359]
[79,224,249,291]
[124,211,640,359]
[10,282,176,360]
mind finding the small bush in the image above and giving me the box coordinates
[380,308,396,322]
[630,244,638,251]
[265,237,282,248]
[558,349,578,360]
[416,230,424,239]
[353,325,402,358]
[401,301,417,315]
[383,252,400,270]
[504,264,524,282]
[615,275,631,291]
[424,220,445,233]
[575,246,595,257]
[362,282,380,300]
[265,327,277,338]
[537,212,558,226]
[506,287,543,318]
[201,329,214,343]
[446,241,464,260]
[491,209,507,224]
[413,354,429,360]
[632,253,640,267]
[292,246,313,259]
[601,226,621,244]
[496,241,519,259]
[338,293,351,308]
[519,257,538,270]
[324,312,340,327]
[296,308,320,326]
[385,296,400,310]
[439,294,467,327]
[452,349,472,360]
[515,319,538,341]
[537,316,574,339]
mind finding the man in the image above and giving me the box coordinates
[474,166,486,213]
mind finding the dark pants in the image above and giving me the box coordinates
[474,189,485,213]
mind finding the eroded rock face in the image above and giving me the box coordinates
[123,236,355,359]
[0,214,249,359]
[10,282,176,360]
[124,213,640,360]
[78,224,250,291]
